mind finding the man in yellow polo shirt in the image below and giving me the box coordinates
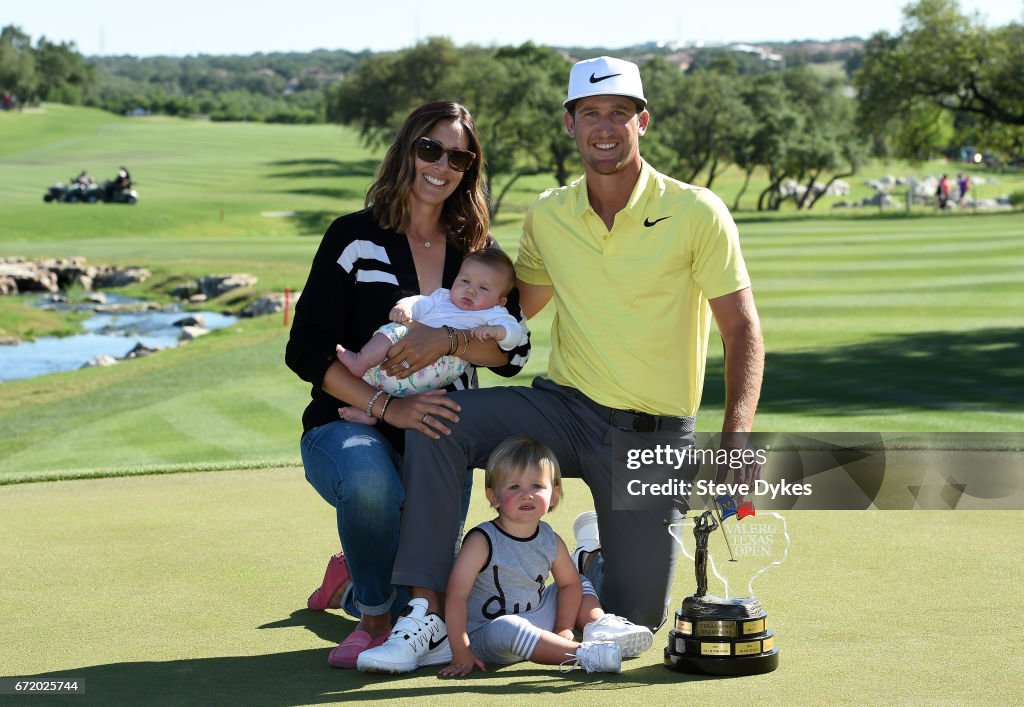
[360,56,764,675]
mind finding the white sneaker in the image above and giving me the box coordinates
[560,640,621,674]
[356,597,452,673]
[570,511,600,574]
[583,614,654,658]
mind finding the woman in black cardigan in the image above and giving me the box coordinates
[285,101,530,669]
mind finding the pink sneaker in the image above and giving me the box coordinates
[328,629,389,669]
[307,552,350,611]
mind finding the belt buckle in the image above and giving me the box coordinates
[633,413,658,433]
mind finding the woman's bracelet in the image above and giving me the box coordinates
[444,325,457,356]
[377,394,393,422]
[365,390,385,417]
[458,329,470,357]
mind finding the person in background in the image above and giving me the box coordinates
[956,173,970,206]
[937,174,951,209]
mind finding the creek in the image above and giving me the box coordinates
[0,295,237,381]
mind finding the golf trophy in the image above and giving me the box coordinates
[664,497,787,675]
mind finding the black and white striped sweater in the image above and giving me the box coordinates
[285,209,531,451]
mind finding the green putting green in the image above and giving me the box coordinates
[1,470,1020,705]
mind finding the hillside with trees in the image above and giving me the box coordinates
[2,0,1020,210]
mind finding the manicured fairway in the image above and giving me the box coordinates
[1,105,1022,706]
[2,208,1021,482]
[1,470,1020,705]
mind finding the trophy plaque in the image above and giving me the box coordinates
[664,503,785,675]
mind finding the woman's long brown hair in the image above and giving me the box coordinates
[365,101,490,254]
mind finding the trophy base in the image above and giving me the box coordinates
[666,595,778,676]
[664,646,779,676]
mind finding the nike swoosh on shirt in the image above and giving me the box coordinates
[589,72,621,83]
[644,216,672,227]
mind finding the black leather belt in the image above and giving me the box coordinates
[577,394,696,433]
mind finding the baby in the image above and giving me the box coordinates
[337,248,528,408]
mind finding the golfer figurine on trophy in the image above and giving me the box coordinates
[664,494,785,675]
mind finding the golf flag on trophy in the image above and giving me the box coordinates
[715,495,738,521]
[737,500,756,519]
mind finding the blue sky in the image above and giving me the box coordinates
[6,0,1023,57]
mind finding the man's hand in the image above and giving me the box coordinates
[714,435,762,505]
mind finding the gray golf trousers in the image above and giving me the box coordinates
[393,377,695,631]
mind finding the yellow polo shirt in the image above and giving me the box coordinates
[516,161,750,416]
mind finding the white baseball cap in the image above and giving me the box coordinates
[564,56,647,110]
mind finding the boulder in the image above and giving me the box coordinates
[39,257,94,289]
[826,180,850,196]
[0,261,59,293]
[93,265,151,288]
[173,314,205,328]
[170,284,196,298]
[240,291,294,318]
[121,342,161,359]
[0,257,152,296]
[197,274,258,298]
[856,192,895,208]
[82,355,118,369]
[178,325,209,341]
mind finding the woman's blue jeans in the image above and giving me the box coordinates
[301,420,471,618]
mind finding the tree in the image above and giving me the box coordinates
[730,74,800,211]
[0,25,38,101]
[34,37,94,104]
[325,38,463,148]
[448,44,572,215]
[324,40,571,218]
[855,0,1024,158]
[642,59,754,190]
[740,68,866,211]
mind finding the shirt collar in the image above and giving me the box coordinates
[573,159,655,223]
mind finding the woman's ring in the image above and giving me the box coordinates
[421,413,430,424]
[401,359,412,369]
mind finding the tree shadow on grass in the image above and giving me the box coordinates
[267,158,379,180]
[19,611,715,706]
[289,210,341,236]
[283,187,365,201]
[704,327,1024,416]
[733,208,1022,225]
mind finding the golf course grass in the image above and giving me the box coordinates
[2,472,1021,705]
[0,106,1020,479]
[1,105,1022,704]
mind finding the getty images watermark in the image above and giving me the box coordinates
[610,431,1024,512]
[623,444,811,500]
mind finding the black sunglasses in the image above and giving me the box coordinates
[415,137,476,172]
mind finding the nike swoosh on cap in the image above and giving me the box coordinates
[644,216,672,227]
[589,72,621,83]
